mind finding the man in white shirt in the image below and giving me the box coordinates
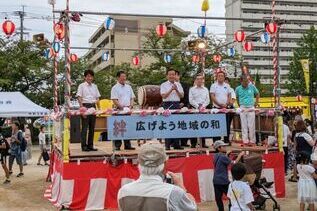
[189,74,209,148]
[111,71,135,150]
[283,119,291,174]
[160,69,184,150]
[77,70,101,152]
[210,70,231,143]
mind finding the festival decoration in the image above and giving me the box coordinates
[213,54,222,63]
[132,56,140,66]
[71,12,81,22]
[260,32,271,44]
[52,42,61,53]
[296,95,302,102]
[163,53,172,63]
[104,17,115,30]
[70,54,78,62]
[197,25,208,38]
[54,23,64,36]
[2,20,15,36]
[266,22,278,34]
[243,41,253,52]
[234,30,245,42]
[102,51,110,61]
[201,0,210,12]
[192,55,200,63]
[300,59,310,93]
[227,47,235,57]
[43,48,51,59]
[156,24,167,37]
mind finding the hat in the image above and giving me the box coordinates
[213,140,228,149]
[138,143,167,167]
[311,152,317,161]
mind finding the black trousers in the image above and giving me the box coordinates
[190,138,206,147]
[283,146,288,173]
[213,183,229,211]
[114,140,131,149]
[162,101,180,149]
[81,104,96,150]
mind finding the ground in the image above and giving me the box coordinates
[0,147,300,211]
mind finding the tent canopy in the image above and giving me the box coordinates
[0,92,49,117]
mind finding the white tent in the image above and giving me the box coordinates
[0,92,49,117]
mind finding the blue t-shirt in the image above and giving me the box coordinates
[213,153,231,185]
[235,84,259,107]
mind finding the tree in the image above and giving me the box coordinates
[286,26,317,95]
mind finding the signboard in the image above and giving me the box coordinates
[108,114,227,140]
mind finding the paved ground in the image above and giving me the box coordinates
[0,147,300,211]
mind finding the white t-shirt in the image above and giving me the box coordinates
[210,82,230,108]
[227,180,254,211]
[295,132,314,146]
[160,81,184,102]
[76,82,101,104]
[189,86,210,109]
[38,132,46,145]
[229,87,236,99]
[297,164,315,180]
[283,124,291,147]
[111,82,135,108]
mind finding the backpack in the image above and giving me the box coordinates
[18,131,27,152]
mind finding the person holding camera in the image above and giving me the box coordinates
[118,143,197,211]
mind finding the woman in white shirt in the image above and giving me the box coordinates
[37,126,48,165]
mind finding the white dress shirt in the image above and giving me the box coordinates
[189,86,210,109]
[76,82,101,104]
[160,81,184,102]
[210,82,230,108]
[111,82,135,107]
[229,86,236,99]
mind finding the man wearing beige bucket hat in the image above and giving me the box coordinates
[118,143,197,211]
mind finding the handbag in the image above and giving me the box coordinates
[42,150,50,162]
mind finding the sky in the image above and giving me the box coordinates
[0,0,226,55]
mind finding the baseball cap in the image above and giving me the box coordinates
[213,140,228,149]
[138,143,167,167]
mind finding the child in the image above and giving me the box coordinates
[37,126,48,166]
[213,140,244,211]
[296,152,317,211]
[227,163,255,211]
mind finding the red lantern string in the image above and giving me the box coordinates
[132,56,140,66]
[266,22,278,34]
[2,20,15,36]
[243,41,253,52]
[156,24,167,37]
[192,55,200,63]
[234,30,245,42]
[70,54,78,62]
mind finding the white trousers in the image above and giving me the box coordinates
[240,109,256,144]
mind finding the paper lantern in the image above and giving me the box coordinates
[234,30,245,42]
[54,23,64,36]
[192,55,200,63]
[197,25,208,38]
[156,24,167,37]
[227,47,235,57]
[243,41,253,52]
[52,42,60,53]
[260,32,271,44]
[213,55,222,63]
[132,56,140,66]
[163,54,172,63]
[70,54,78,62]
[296,95,302,102]
[266,22,278,34]
[43,48,51,59]
[2,20,15,36]
[102,51,110,61]
[201,0,210,12]
[104,17,115,30]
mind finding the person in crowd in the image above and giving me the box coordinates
[227,163,255,211]
[296,152,317,211]
[0,133,10,184]
[160,69,184,150]
[310,152,317,186]
[235,74,259,145]
[77,69,101,152]
[118,143,197,211]
[24,124,32,162]
[210,70,231,143]
[111,71,136,151]
[313,122,317,141]
[37,126,48,166]
[283,119,291,174]
[8,122,24,177]
[20,126,28,166]
[189,73,209,148]
[289,120,315,182]
[224,77,236,143]
[213,140,244,211]
[305,119,313,135]
[175,70,191,147]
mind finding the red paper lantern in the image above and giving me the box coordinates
[70,54,78,62]
[132,56,140,66]
[54,23,64,36]
[2,20,15,36]
[213,55,222,63]
[243,41,253,52]
[234,30,245,42]
[156,24,167,37]
[192,55,200,63]
[266,22,278,34]
[296,95,302,102]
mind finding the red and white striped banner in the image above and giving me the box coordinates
[45,151,285,210]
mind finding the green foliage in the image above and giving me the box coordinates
[286,26,317,95]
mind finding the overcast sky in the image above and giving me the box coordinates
[0,0,225,55]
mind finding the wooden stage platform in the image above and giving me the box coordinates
[57,140,278,161]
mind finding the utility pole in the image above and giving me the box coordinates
[16,5,26,42]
